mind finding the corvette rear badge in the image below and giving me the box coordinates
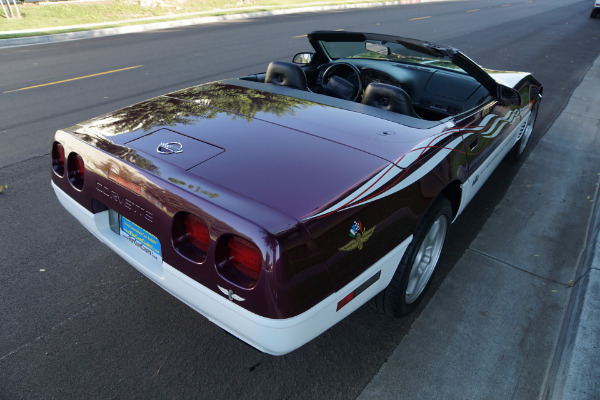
[339,221,376,251]
[157,142,183,155]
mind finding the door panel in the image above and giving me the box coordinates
[455,100,522,210]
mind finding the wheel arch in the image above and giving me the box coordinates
[436,179,463,221]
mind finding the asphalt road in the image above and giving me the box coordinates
[1,0,599,398]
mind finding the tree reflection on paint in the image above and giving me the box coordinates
[98,83,315,135]
[75,132,161,174]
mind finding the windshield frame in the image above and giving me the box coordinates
[307,31,499,93]
[314,37,467,74]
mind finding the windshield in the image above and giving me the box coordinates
[318,40,466,73]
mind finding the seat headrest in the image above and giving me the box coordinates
[362,82,420,118]
[265,61,308,91]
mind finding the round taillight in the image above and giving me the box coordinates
[51,142,66,176]
[184,214,210,253]
[67,153,85,190]
[227,236,262,281]
[172,213,210,263]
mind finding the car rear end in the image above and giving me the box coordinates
[49,80,447,354]
[51,124,406,355]
[51,126,308,351]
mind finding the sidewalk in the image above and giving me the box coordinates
[359,55,600,399]
[542,57,600,400]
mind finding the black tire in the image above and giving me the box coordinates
[591,9,598,18]
[371,198,452,317]
[508,101,539,162]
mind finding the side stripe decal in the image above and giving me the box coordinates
[305,105,531,221]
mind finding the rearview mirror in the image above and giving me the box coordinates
[365,41,390,56]
[293,52,313,65]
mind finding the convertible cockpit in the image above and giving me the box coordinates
[240,31,495,122]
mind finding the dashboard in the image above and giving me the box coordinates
[315,58,491,119]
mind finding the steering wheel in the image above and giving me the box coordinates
[321,62,363,101]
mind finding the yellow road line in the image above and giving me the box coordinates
[467,9,480,12]
[4,65,143,93]
[410,16,432,20]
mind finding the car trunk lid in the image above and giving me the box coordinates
[69,82,434,221]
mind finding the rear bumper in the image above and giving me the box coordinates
[52,180,411,355]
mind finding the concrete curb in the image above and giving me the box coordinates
[547,200,600,399]
[539,54,600,400]
[543,61,600,397]
[0,0,439,48]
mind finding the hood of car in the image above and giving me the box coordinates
[70,82,435,220]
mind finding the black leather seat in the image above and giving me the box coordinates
[362,82,420,118]
[265,61,308,91]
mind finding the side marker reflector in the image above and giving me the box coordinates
[337,292,355,311]
[336,271,381,311]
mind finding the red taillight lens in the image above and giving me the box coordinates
[227,237,262,281]
[173,212,210,263]
[184,214,210,253]
[51,142,66,176]
[67,153,85,190]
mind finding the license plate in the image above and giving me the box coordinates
[120,215,161,260]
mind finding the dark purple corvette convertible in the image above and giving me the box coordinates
[51,31,542,355]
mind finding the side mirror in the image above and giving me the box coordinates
[498,85,522,106]
[293,52,313,65]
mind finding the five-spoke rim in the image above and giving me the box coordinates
[405,215,448,304]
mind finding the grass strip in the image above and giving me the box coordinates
[1,0,388,34]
